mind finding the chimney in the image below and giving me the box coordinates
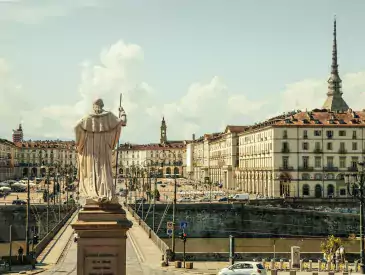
[192,133,195,141]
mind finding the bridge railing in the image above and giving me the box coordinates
[34,205,77,257]
[126,205,170,255]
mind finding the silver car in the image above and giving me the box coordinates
[218,261,266,275]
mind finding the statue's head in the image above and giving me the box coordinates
[93,98,104,114]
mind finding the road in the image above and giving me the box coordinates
[41,236,145,275]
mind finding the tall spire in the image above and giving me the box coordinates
[331,16,339,77]
[322,16,349,112]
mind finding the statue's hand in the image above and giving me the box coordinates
[119,106,126,115]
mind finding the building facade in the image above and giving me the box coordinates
[117,117,187,177]
[0,139,19,181]
[187,19,365,198]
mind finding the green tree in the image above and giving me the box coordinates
[320,235,342,261]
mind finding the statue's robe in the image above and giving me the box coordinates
[75,111,124,202]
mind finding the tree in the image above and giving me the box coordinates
[320,235,343,262]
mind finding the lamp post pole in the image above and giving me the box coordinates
[345,162,365,275]
[25,162,31,255]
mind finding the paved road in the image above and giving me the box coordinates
[41,237,145,275]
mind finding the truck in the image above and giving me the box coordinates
[232,193,250,201]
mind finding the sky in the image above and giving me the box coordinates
[1,0,365,144]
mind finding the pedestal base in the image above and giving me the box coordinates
[72,203,132,275]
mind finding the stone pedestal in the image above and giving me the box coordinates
[72,203,132,275]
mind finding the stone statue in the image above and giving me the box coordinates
[75,99,127,204]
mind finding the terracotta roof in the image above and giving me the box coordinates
[0,139,16,147]
[244,109,365,132]
[225,125,246,133]
[17,140,76,149]
[118,142,185,151]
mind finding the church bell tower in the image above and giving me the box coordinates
[160,117,167,144]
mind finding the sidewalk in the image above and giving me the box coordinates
[124,206,228,275]
[4,210,78,275]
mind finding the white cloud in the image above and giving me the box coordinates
[2,39,365,143]
[0,0,104,24]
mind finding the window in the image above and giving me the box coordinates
[339,142,345,150]
[315,157,321,168]
[315,142,321,150]
[327,143,332,150]
[314,130,322,136]
[353,131,357,139]
[327,156,334,167]
[283,130,288,139]
[352,142,358,150]
[326,130,333,138]
[352,157,359,168]
[282,156,289,168]
[302,184,310,196]
[339,130,346,136]
[340,189,346,196]
[302,156,309,168]
[339,157,346,168]
[303,130,308,139]
[302,142,309,150]
[302,173,310,180]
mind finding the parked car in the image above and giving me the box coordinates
[12,199,26,205]
[232,193,250,201]
[218,261,266,275]
[218,197,228,202]
[199,197,211,202]
[177,197,191,203]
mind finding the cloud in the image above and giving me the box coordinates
[0,0,104,24]
[2,39,365,144]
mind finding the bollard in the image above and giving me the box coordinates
[289,259,292,270]
[335,260,339,272]
[344,261,349,272]
[318,260,321,271]
[279,259,283,270]
[300,259,303,271]
[309,260,312,272]
[326,262,330,271]
[270,259,275,270]
[175,261,182,268]
[186,262,193,269]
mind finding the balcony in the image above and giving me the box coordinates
[323,166,339,172]
[348,167,358,172]
[338,149,347,154]
[279,166,294,171]
[313,148,323,153]
[281,148,290,153]
[298,166,314,171]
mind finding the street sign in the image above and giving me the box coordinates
[180,221,188,229]
[166,229,173,236]
[167,221,173,229]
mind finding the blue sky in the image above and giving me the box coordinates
[1,0,365,143]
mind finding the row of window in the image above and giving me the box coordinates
[283,129,359,139]
[282,156,360,169]
[283,141,363,151]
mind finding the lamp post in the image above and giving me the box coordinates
[345,162,365,274]
[204,176,212,203]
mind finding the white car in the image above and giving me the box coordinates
[177,197,191,202]
[218,261,266,275]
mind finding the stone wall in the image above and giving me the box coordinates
[133,203,359,238]
[0,205,74,242]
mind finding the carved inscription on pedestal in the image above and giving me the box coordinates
[85,253,117,275]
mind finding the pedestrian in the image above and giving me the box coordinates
[18,246,24,263]
[74,232,78,243]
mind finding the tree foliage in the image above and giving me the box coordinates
[320,235,343,261]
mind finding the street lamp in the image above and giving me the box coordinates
[345,162,365,274]
[204,176,212,202]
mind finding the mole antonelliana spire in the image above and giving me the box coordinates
[322,16,349,112]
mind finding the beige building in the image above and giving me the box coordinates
[16,140,77,177]
[117,117,187,177]
[187,19,365,198]
[0,138,19,181]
